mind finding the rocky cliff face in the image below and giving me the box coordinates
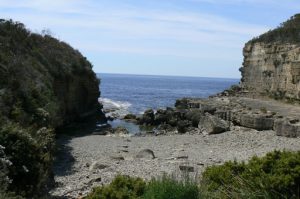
[240,14,300,101]
[0,19,104,198]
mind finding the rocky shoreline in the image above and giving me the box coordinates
[50,92,300,198]
[120,90,300,138]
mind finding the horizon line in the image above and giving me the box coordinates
[97,72,241,80]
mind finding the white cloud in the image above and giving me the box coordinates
[0,0,269,58]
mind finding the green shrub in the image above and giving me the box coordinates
[85,175,146,199]
[201,151,300,199]
[0,124,54,198]
[250,14,300,43]
[143,175,199,199]
[0,18,101,198]
[0,191,24,199]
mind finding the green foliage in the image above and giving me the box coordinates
[143,175,200,199]
[0,191,24,199]
[0,124,55,198]
[250,14,300,43]
[0,18,101,198]
[87,151,300,199]
[85,175,146,199]
[201,150,300,199]
[86,175,199,199]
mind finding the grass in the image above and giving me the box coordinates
[143,174,199,199]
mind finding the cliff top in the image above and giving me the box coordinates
[249,14,300,43]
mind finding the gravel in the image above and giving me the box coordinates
[50,127,300,198]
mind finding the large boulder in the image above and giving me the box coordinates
[177,120,192,134]
[139,109,155,125]
[198,113,230,134]
[236,113,274,131]
[185,109,203,127]
[136,149,156,159]
[274,118,300,138]
[154,109,168,125]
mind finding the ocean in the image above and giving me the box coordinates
[98,73,239,116]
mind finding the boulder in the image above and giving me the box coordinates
[179,165,194,172]
[177,120,192,134]
[124,114,136,120]
[154,109,168,125]
[199,104,217,114]
[198,113,229,134]
[89,161,109,171]
[136,149,155,159]
[113,127,129,135]
[139,109,155,125]
[185,109,203,127]
[110,155,125,161]
[175,98,190,109]
[274,118,300,138]
[237,113,274,130]
[156,124,175,132]
[123,114,138,124]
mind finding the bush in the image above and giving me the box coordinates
[0,124,54,198]
[86,175,199,199]
[143,175,199,199]
[0,18,101,198]
[250,14,300,43]
[201,150,300,199]
[85,175,146,199]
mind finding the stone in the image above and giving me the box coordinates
[185,109,203,127]
[198,113,230,134]
[139,109,155,125]
[274,118,300,138]
[88,176,102,184]
[89,161,109,171]
[237,113,274,131]
[123,114,137,120]
[136,149,156,159]
[154,109,168,125]
[175,98,190,109]
[110,155,125,161]
[176,156,188,159]
[179,165,194,172]
[123,114,138,123]
[155,124,174,131]
[177,120,192,134]
[113,127,129,135]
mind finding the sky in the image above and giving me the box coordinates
[1,1,300,78]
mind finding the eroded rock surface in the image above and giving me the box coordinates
[240,15,300,101]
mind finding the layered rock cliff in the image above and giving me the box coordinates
[0,19,104,198]
[240,14,300,101]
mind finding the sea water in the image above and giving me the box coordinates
[98,73,239,133]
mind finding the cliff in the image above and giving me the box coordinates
[240,14,300,101]
[0,19,104,198]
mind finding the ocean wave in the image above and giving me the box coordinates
[99,98,132,109]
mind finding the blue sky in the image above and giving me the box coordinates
[1,0,300,78]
